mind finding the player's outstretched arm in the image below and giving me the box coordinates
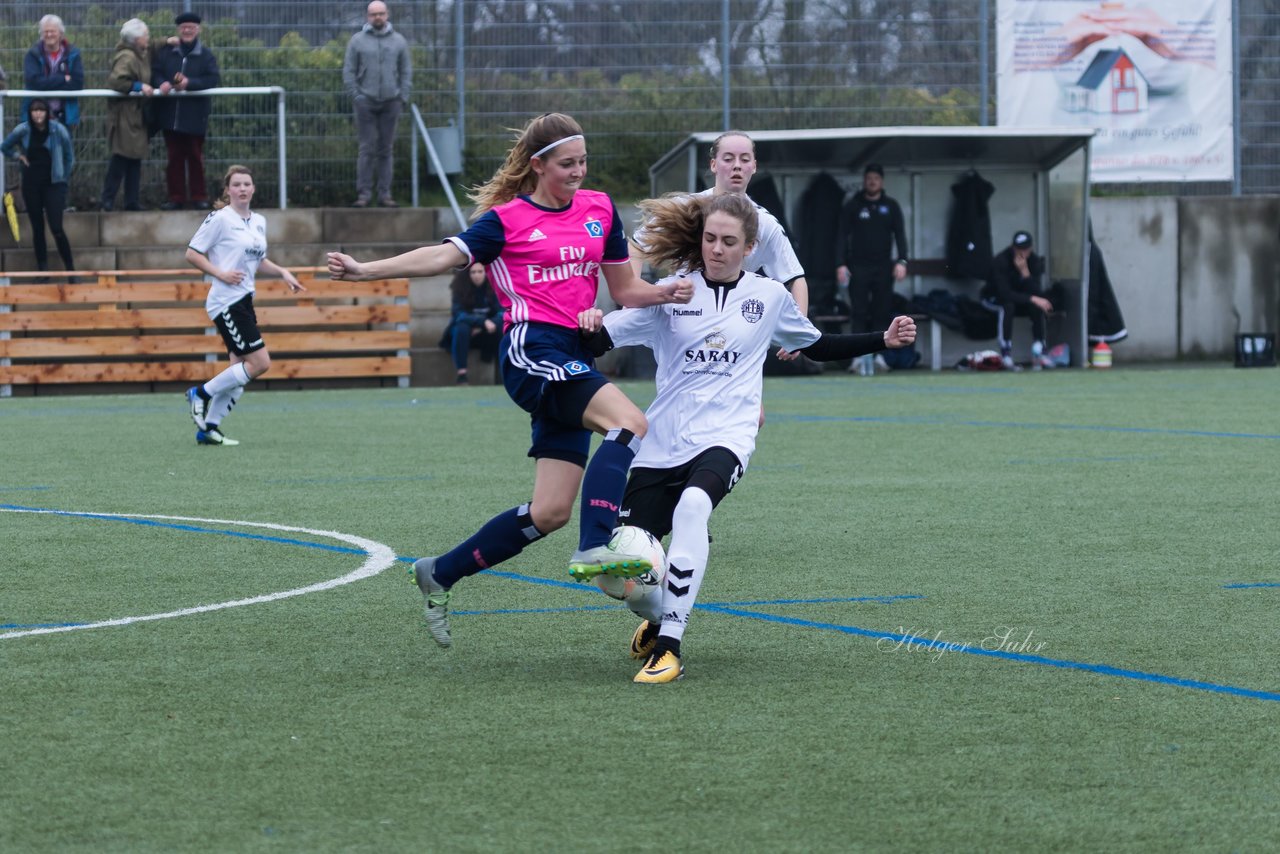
[327,243,467,281]
[602,264,693,308]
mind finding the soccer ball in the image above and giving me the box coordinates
[595,525,667,601]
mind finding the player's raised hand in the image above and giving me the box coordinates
[327,251,363,281]
[884,315,917,348]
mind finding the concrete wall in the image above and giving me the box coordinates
[1090,197,1180,361]
[1179,196,1280,359]
[1089,196,1280,362]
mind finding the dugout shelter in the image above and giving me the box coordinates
[649,126,1096,366]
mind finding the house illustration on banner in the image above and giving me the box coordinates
[1062,48,1149,114]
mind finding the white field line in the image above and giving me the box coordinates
[0,509,398,640]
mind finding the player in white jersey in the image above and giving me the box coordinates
[580,192,915,683]
[183,165,304,445]
[630,130,809,358]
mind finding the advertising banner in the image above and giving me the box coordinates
[997,1,1233,182]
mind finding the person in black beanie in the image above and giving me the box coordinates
[1,98,76,274]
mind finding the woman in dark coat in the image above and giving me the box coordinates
[100,18,154,211]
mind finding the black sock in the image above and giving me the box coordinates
[197,386,213,401]
[652,636,681,659]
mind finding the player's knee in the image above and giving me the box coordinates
[614,410,647,439]
[530,501,572,533]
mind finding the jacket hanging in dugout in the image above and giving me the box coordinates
[946,171,995,280]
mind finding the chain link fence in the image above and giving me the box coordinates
[1,1,1275,208]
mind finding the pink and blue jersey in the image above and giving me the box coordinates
[445,190,630,331]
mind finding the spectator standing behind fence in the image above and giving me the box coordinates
[444,262,504,384]
[101,19,154,212]
[836,164,909,375]
[152,12,220,211]
[23,16,85,135]
[1,99,75,276]
[981,230,1055,370]
[343,1,411,208]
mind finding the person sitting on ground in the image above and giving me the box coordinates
[981,229,1055,370]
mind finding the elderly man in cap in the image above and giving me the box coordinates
[151,11,221,210]
[982,230,1055,370]
[836,162,910,375]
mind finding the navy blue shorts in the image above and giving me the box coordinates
[500,321,610,466]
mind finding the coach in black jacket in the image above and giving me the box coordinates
[836,164,909,337]
[151,12,220,210]
[981,230,1054,367]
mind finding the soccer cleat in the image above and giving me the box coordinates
[410,556,452,648]
[568,544,653,582]
[634,649,684,684]
[629,620,660,660]
[196,428,240,446]
[186,386,207,430]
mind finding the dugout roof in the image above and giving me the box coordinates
[649,126,1096,365]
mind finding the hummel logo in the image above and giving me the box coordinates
[528,228,547,241]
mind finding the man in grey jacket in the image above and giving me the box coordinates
[343,1,411,207]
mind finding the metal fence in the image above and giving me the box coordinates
[1,1,1276,207]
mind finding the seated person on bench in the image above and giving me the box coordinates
[981,230,1054,370]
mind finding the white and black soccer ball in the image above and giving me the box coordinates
[596,525,667,602]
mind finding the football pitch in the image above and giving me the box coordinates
[3,366,1278,852]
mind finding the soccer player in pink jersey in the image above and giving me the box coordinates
[327,113,693,648]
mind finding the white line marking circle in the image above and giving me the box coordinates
[0,509,399,640]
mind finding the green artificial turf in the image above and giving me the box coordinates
[2,366,1278,851]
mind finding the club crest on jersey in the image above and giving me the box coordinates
[740,299,764,323]
[562,360,590,375]
[583,219,604,238]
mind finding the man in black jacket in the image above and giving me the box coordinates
[836,164,909,373]
[981,230,1055,369]
[152,12,220,210]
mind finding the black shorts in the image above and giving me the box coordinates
[212,295,265,357]
[620,446,744,539]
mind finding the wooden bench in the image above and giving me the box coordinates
[0,267,410,396]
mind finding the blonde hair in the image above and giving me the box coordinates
[633,192,759,274]
[213,165,254,210]
[468,113,585,218]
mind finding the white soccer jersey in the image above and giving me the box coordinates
[632,189,806,285]
[605,269,821,471]
[188,206,269,318]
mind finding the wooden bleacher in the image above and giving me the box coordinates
[0,267,410,396]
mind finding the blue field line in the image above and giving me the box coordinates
[0,504,368,555]
[13,505,1276,702]
[0,485,52,492]
[1222,581,1280,589]
[699,604,1280,703]
[776,413,1280,441]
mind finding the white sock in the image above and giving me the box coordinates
[658,488,713,643]
[206,385,244,428]
[204,362,252,396]
[1032,340,1045,357]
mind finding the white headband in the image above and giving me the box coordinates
[531,134,584,159]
